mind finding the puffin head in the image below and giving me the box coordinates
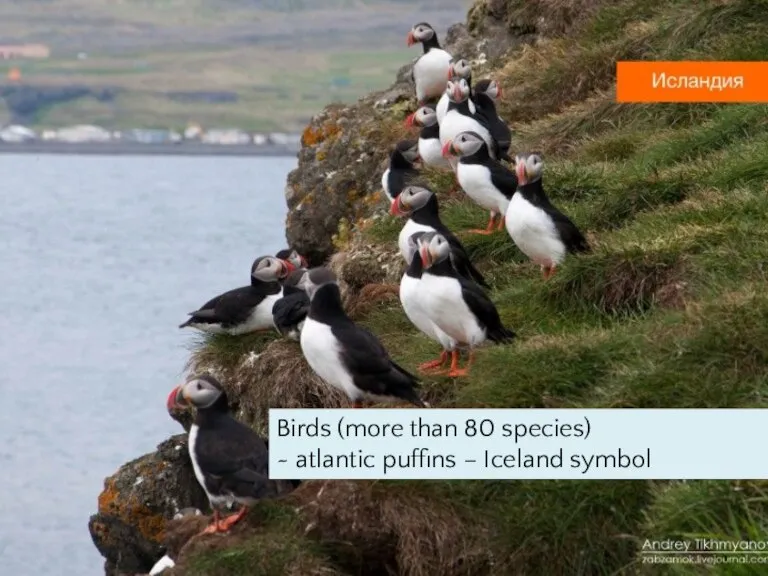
[446,78,470,104]
[442,130,486,159]
[406,231,428,256]
[390,185,433,217]
[447,58,472,81]
[167,374,225,412]
[407,22,435,46]
[303,266,338,301]
[475,78,502,101]
[276,248,308,270]
[514,152,544,186]
[416,231,450,270]
[395,139,420,164]
[252,255,295,283]
[405,106,437,129]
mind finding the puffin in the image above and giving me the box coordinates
[471,79,512,162]
[437,58,474,124]
[390,185,489,289]
[271,268,310,340]
[179,256,293,335]
[381,139,420,202]
[407,22,453,105]
[400,231,457,373]
[404,106,449,170]
[444,130,516,235]
[416,232,516,377]
[505,152,590,279]
[300,267,427,408]
[166,374,284,534]
[439,78,497,174]
[275,248,308,270]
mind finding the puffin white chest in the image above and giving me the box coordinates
[457,163,510,214]
[419,273,486,346]
[300,317,359,399]
[440,111,493,158]
[229,291,283,335]
[413,49,453,101]
[381,168,392,201]
[505,194,566,266]
[188,425,213,502]
[398,220,434,264]
[400,274,456,350]
[419,137,449,169]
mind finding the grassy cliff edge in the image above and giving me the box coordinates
[111,1,768,574]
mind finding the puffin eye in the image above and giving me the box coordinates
[196,382,202,390]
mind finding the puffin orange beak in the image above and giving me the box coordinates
[405,113,416,128]
[407,31,416,46]
[441,140,455,158]
[299,256,308,268]
[447,67,454,80]
[167,385,186,411]
[497,84,504,100]
[280,259,296,277]
[419,244,432,268]
[516,162,527,185]
[390,196,405,216]
[452,84,462,102]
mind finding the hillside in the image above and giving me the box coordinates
[0,0,467,131]
[89,0,768,575]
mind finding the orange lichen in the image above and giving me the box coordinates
[301,125,323,147]
[98,478,119,513]
[97,472,168,543]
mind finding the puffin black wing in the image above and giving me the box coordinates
[194,418,279,500]
[181,283,281,329]
[530,193,591,254]
[272,286,310,334]
[487,161,518,200]
[332,321,425,407]
[459,278,516,343]
[474,94,512,161]
[432,224,490,289]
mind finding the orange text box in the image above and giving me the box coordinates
[616,61,768,103]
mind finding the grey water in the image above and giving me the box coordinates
[0,154,296,575]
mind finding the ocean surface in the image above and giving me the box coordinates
[0,154,296,575]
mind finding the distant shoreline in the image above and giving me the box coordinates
[0,141,300,157]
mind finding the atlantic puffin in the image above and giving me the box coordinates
[437,58,474,124]
[271,268,310,340]
[400,231,457,372]
[390,185,489,289]
[416,232,516,377]
[505,152,590,279]
[439,78,496,174]
[444,130,517,234]
[179,256,293,334]
[166,374,284,534]
[381,139,420,202]
[471,79,511,162]
[300,268,426,408]
[407,22,453,105]
[275,248,308,271]
[404,106,449,170]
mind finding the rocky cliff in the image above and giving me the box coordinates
[90,1,768,574]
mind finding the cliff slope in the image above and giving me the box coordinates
[91,1,768,574]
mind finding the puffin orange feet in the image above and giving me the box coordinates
[219,507,248,530]
[201,511,226,535]
[419,351,450,372]
[542,264,557,281]
[468,213,498,235]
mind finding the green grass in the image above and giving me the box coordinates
[180,0,768,574]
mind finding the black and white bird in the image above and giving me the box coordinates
[390,185,489,289]
[505,152,590,279]
[437,58,474,124]
[300,268,426,408]
[400,232,456,373]
[416,232,516,377]
[439,78,496,173]
[405,106,450,170]
[271,268,310,340]
[166,374,284,534]
[381,139,420,202]
[444,130,516,235]
[275,248,308,271]
[471,79,511,162]
[179,256,293,334]
[407,22,453,105]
